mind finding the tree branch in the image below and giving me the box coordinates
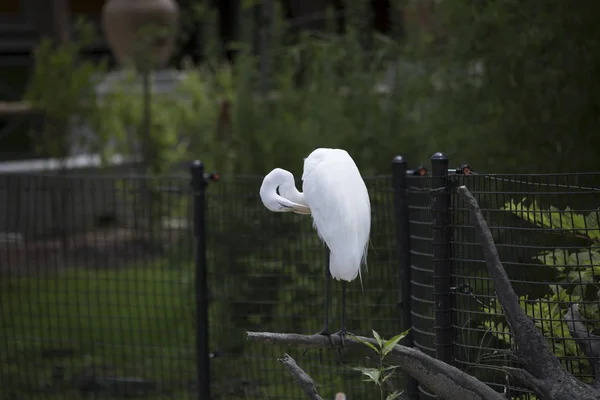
[248,332,506,400]
[564,304,600,388]
[501,367,546,396]
[278,353,323,400]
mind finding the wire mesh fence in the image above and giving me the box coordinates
[205,174,401,399]
[0,171,196,399]
[405,175,436,398]
[449,172,600,399]
[1,159,600,400]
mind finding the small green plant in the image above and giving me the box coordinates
[482,198,600,381]
[350,329,410,400]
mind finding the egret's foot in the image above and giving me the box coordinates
[311,328,335,348]
[333,328,348,349]
[302,328,335,359]
[332,328,348,364]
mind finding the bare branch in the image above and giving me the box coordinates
[502,367,546,395]
[565,304,600,388]
[248,331,506,400]
[278,353,323,400]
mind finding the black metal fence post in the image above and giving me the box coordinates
[190,160,211,400]
[392,156,419,398]
[430,152,454,365]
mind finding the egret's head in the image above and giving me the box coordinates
[260,168,293,212]
[259,168,311,214]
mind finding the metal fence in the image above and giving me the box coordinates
[1,154,599,400]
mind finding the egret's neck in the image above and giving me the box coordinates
[280,184,306,205]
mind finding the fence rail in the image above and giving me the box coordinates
[1,154,599,400]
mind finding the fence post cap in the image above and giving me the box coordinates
[190,160,206,188]
[430,152,447,160]
[392,155,406,164]
[190,160,203,168]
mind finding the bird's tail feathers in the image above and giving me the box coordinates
[358,267,365,295]
[368,238,377,258]
[359,241,369,295]
[329,247,367,296]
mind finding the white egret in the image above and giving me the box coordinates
[259,148,371,344]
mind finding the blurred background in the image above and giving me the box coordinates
[1,0,599,176]
[1,1,600,400]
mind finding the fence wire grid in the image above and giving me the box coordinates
[1,166,600,400]
[0,172,195,399]
[205,174,400,399]
[448,172,600,399]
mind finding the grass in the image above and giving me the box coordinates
[0,252,342,400]
[0,258,197,399]
[0,231,394,400]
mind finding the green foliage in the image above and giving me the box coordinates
[31,2,600,177]
[24,17,107,157]
[482,199,600,381]
[425,1,600,172]
[88,65,225,175]
[350,329,410,400]
[503,199,600,242]
[21,1,600,175]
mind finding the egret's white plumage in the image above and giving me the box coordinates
[259,148,371,283]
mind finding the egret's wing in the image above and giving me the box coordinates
[302,149,371,283]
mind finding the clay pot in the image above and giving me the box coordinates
[101,0,180,69]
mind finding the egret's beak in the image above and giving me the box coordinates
[277,201,311,215]
[292,204,311,215]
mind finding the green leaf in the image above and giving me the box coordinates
[567,250,600,268]
[372,329,384,349]
[502,199,551,228]
[533,249,568,272]
[549,285,574,303]
[380,371,393,384]
[386,391,404,400]
[503,200,597,240]
[382,329,410,356]
[380,365,401,383]
[569,268,595,285]
[586,209,600,241]
[583,303,600,319]
[349,333,379,353]
[351,366,381,384]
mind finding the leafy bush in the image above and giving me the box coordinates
[24,18,108,158]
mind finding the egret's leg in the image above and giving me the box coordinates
[333,281,348,354]
[319,249,332,336]
[303,248,335,359]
